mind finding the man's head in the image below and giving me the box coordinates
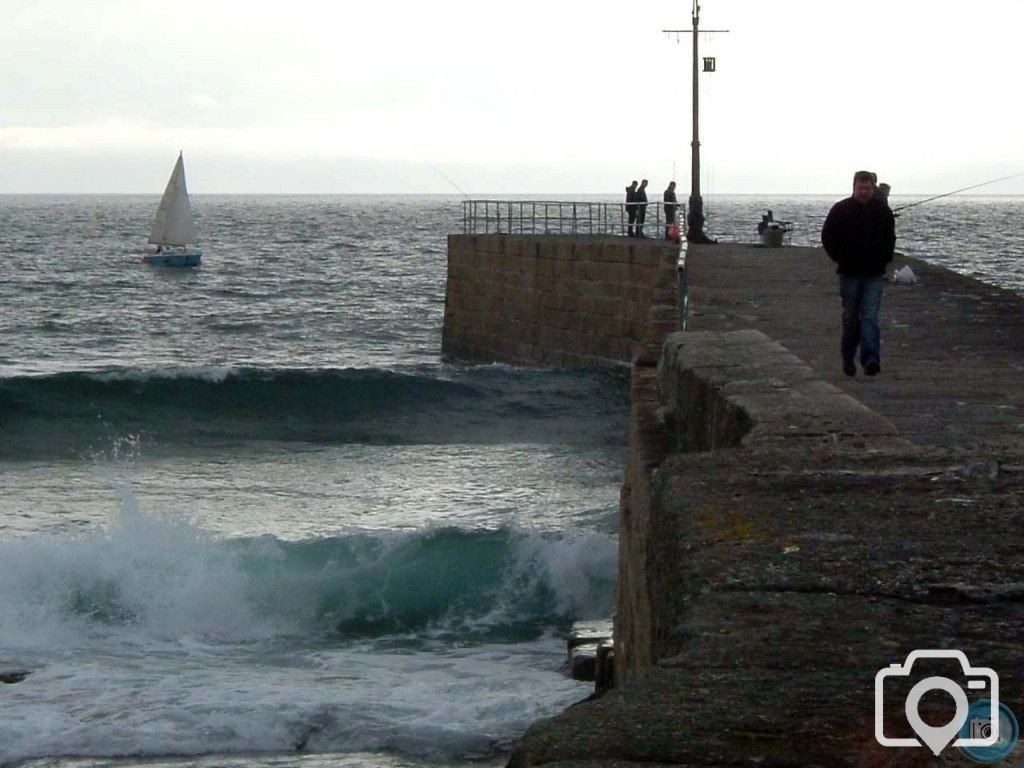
[852,170,876,205]
[668,181,676,190]
[640,179,648,189]
[629,180,638,189]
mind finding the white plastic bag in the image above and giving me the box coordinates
[892,265,918,284]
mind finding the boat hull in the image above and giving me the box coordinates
[142,251,202,267]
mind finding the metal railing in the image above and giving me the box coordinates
[462,199,686,238]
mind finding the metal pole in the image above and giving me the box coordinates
[686,0,707,243]
[678,261,688,330]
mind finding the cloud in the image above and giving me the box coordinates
[0,0,1022,192]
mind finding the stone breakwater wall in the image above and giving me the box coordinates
[508,327,1024,767]
[442,234,679,366]
[617,329,906,682]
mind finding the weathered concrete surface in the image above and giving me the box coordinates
[513,432,1024,767]
[615,331,911,688]
[442,235,679,366]
[508,246,1024,767]
[685,244,1024,447]
[658,329,902,450]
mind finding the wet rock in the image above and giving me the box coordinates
[566,619,613,662]
[594,640,615,693]
[569,643,598,682]
[0,669,30,684]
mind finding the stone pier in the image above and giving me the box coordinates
[508,244,1024,767]
[442,234,680,367]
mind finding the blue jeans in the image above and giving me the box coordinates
[839,275,884,365]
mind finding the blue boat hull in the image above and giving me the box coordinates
[142,251,202,268]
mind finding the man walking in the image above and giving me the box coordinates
[663,181,679,240]
[635,179,649,239]
[821,170,896,377]
[625,181,638,238]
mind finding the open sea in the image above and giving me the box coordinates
[0,193,1021,768]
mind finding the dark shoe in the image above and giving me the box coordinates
[843,359,856,377]
[863,360,881,376]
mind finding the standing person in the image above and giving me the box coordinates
[874,182,892,208]
[663,181,679,240]
[625,181,638,238]
[821,170,896,377]
[635,179,649,239]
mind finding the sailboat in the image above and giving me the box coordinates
[143,152,202,267]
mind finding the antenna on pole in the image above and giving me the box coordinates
[663,1,728,243]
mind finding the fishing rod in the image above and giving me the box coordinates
[892,172,1024,214]
[425,161,471,199]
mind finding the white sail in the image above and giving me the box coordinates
[148,152,197,246]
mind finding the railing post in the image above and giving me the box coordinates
[678,243,688,330]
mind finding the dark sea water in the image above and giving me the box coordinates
[0,193,1020,768]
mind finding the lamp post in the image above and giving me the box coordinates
[664,2,727,244]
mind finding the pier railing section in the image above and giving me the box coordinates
[462,199,686,238]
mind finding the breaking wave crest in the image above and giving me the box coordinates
[0,365,628,458]
[0,504,616,647]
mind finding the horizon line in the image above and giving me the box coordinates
[1,191,1022,198]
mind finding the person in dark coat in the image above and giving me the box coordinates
[635,179,649,238]
[663,181,679,240]
[821,170,897,377]
[625,181,638,238]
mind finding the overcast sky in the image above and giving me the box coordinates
[1,0,1022,194]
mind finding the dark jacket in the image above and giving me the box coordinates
[821,197,896,277]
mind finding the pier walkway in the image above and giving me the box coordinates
[685,243,1024,447]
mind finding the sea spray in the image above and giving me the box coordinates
[0,496,616,647]
[0,496,612,764]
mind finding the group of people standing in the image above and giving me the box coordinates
[625,180,681,240]
[619,170,897,379]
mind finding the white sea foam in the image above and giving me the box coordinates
[0,498,610,764]
[0,634,585,764]
[0,494,286,649]
[89,365,237,383]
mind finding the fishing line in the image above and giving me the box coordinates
[893,172,1024,214]
[424,161,471,199]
